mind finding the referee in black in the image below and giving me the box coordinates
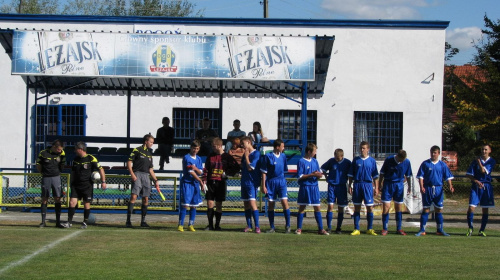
[36,139,66,228]
[126,134,160,228]
[63,142,107,229]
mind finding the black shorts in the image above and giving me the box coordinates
[70,185,93,202]
[205,180,227,202]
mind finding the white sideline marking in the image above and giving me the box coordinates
[0,231,82,275]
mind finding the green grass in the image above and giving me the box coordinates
[0,222,499,279]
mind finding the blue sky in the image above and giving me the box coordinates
[193,0,500,65]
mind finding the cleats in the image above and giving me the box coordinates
[39,222,46,228]
[255,227,261,234]
[366,229,377,236]
[415,231,426,236]
[188,225,196,232]
[214,225,222,231]
[62,222,72,228]
[396,230,407,236]
[205,225,214,231]
[266,228,276,234]
[350,229,361,236]
[334,228,342,234]
[295,229,302,235]
[125,221,133,228]
[80,222,87,229]
[381,230,388,236]
[478,231,487,237]
[436,231,450,236]
[140,222,150,228]
[56,223,66,229]
[177,225,184,232]
[326,228,332,234]
[285,226,291,234]
[466,228,473,237]
[318,229,330,236]
[243,226,253,233]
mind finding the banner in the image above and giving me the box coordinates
[11,31,316,81]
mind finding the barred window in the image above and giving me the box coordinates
[172,108,219,141]
[278,110,317,144]
[353,111,403,160]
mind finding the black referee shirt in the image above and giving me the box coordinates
[72,154,102,188]
[129,145,153,173]
[36,148,66,177]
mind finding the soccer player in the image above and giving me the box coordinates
[415,145,454,236]
[321,148,351,234]
[63,142,107,229]
[379,149,413,236]
[204,137,237,230]
[261,139,291,233]
[178,140,205,232]
[125,134,160,228]
[296,143,329,235]
[348,141,379,236]
[240,136,262,233]
[36,139,66,228]
[466,144,496,237]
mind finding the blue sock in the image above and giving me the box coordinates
[420,212,429,232]
[480,213,488,232]
[245,209,252,228]
[284,209,291,228]
[337,212,344,230]
[382,213,389,230]
[354,212,360,230]
[268,210,275,229]
[326,211,333,230]
[367,212,374,230]
[252,210,260,228]
[179,207,186,226]
[436,212,444,232]
[189,208,196,226]
[297,212,304,229]
[396,212,403,231]
[467,211,474,229]
[314,211,323,231]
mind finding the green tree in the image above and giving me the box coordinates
[445,42,459,62]
[1,0,59,13]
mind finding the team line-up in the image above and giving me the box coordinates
[35,135,496,237]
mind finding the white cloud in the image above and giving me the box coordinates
[446,27,483,50]
[320,0,438,19]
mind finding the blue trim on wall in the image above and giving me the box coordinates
[0,13,449,29]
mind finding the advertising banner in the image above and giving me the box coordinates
[12,31,316,81]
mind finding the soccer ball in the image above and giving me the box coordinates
[87,213,96,225]
[91,171,101,183]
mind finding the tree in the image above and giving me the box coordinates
[1,0,59,14]
[445,42,459,62]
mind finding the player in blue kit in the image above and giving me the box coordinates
[415,145,454,236]
[296,143,329,235]
[348,141,379,236]
[261,139,291,233]
[178,140,205,232]
[321,148,351,234]
[466,144,496,237]
[240,136,262,234]
[379,150,413,236]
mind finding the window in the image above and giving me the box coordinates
[353,111,403,160]
[278,110,317,145]
[35,104,86,157]
[172,108,219,142]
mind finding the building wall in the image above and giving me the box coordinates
[0,19,446,174]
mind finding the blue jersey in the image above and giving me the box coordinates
[261,152,288,181]
[181,153,203,183]
[416,159,454,187]
[241,150,261,187]
[321,158,351,185]
[466,157,496,183]
[298,157,321,187]
[348,156,379,183]
[380,155,413,183]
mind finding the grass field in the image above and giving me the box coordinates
[1,221,499,280]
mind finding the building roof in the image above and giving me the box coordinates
[445,64,488,88]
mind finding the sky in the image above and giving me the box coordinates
[192,0,500,65]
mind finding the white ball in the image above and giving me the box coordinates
[91,171,101,183]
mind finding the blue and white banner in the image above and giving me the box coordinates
[11,31,316,81]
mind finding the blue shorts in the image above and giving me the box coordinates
[241,182,259,201]
[298,185,321,206]
[352,182,374,206]
[422,185,444,209]
[180,180,202,207]
[381,182,404,204]
[266,178,288,201]
[469,182,495,208]
[327,183,348,207]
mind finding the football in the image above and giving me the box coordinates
[91,171,101,183]
[87,213,96,224]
